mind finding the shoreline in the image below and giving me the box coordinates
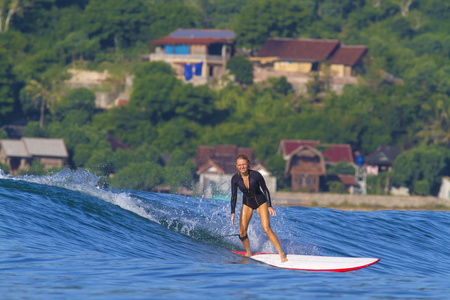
[272,192,450,211]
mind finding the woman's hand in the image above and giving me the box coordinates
[231,213,235,225]
[268,207,276,217]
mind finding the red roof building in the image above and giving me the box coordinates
[251,37,368,92]
[278,139,355,193]
[278,139,354,163]
[329,45,368,66]
[256,38,340,62]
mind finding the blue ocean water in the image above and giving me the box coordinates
[1,169,449,299]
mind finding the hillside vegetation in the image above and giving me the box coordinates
[0,0,449,196]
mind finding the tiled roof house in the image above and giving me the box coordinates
[251,37,368,93]
[278,140,354,163]
[365,145,402,176]
[278,139,355,192]
[0,138,68,175]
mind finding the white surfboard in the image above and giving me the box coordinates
[231,251,380,272]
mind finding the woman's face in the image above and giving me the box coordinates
[236,158,249,174]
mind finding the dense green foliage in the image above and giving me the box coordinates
[234,0,313,51]
[390,145,450,195]
[226,55,253,85]
[1,0,450,195]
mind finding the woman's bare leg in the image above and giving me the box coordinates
[257,203,287,262]
[239,204,253,257]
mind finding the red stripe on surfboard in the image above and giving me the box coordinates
[231,251,380,272]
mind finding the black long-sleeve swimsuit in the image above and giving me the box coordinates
[230,170,272,214]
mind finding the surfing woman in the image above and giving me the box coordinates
[231,154,287,263]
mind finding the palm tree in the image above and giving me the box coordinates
[415,95,450,147]
[24,79,58,128]
[0,0,32,33]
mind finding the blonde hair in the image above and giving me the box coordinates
[236,154,250,166]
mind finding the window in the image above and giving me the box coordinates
[174,45,190,55]
[165,45,173,54]
[165,45,190,55]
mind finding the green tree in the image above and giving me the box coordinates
[162,148,197,192]
[415,93,450,147]
[22,120,48,137]
[171,83,216,124]
[92,106,156,148]
[267,76,293,96]
[0,128,7,138]
[0,0,33,33]
[153,117,202,154]
[56,31,99,65]
[234,0,312,51]
[131,61,216,125]
[71,129,110,169]
[54,87,96,122]
[130,61,180,121]
[414,179,429,196]
[327,161,355,175]
[328,181,347,194]
[0,161,9,174]
[145,2,203,41]
[84,140,115,176]
[390,145,450,196]
[21,77,60,127]
[0,48,20,126]
[109,161,163,191]
[82,0,148,49]
[226,55,253,85]
[366,172,390,195]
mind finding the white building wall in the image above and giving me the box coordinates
[438,177,450,199]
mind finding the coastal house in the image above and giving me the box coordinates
[150,29,235,84]
[0,138,68,175]
[278,140,355,193]
[251,37,368,94]
[364,145,402,176]
[196,145,276,198]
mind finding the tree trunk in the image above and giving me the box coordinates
[399,0,413,17]
[40,100,45,128]
[4,6,17,32]
[384,176,390,194]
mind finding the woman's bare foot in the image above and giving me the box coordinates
[280,253,288,263]
[245,251,253,257]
